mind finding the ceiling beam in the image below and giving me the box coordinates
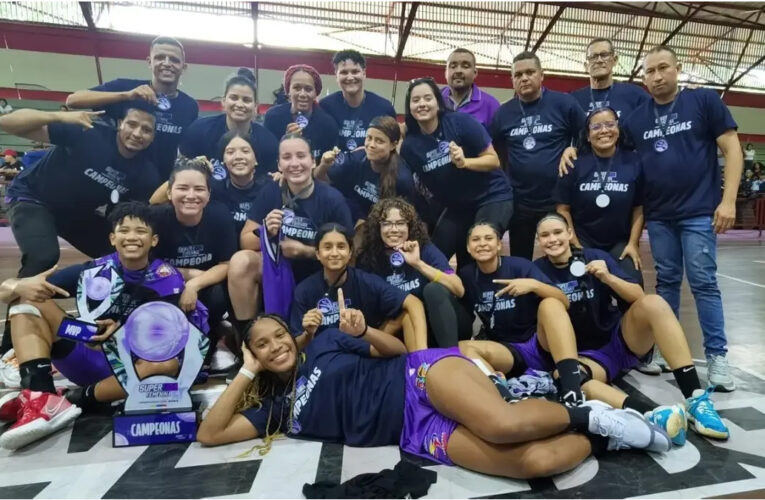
[724,7,764,94]
[532,5,566,53]
[395,2,420,63]
[629,2,657,82]
[724,52,765,90]
[78,1,103,85]
[525,2,539,52]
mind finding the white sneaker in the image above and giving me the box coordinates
[583,400,672,453]
[0,349,21,389]
[707,354,736,392]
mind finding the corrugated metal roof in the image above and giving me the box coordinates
[2,1,764,91]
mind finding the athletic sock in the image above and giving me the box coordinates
[586,434,609,456]
[556,358,584,406]
[673,365,702,399]
[19,358,56,393]
[566,405,591,433]
[622,395,654,415]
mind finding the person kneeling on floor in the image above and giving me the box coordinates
[0,201,208,450]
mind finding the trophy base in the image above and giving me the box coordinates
[112,411,197,447]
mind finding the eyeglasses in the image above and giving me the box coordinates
[410,76,435,84]
[381,220,408,229]
[586,51,613,62]
[589,120,618,132]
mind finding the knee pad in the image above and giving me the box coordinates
[8,303,42,318]
[578,362,593,385]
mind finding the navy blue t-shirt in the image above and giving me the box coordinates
[534,248,636,350]
[242,329,405,447]
[570,82,650,119]
[328,149,418,222]
[290,267,407,336]
[319,90,397,152]
[359,243,453,299]
[7,122,159,235]
[209,176,260,237]
[263,103,339,163]
[459,256,553,344]
[621,88,737,221]
[154,202,237,270]
[249,181,353,282]
[91,78,198,179]
[401,112,512,209]
[490,89,586,209]
[178,114,279,188]
[553,149,643,249]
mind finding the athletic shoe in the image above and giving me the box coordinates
[211,343,238,374]
[63,386,114,415]
[636,347,662,375]
[646,404,688,446]
[0,349,21,389]
[686,387,729,440]
[0,391,20,423]
[707,355,736,392]
[0,389,81,450]
[583,400,672,453]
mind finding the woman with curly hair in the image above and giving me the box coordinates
[357,198,468,348]
[197,314,670,478]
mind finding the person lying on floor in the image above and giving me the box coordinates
[197,314,672,479]
[0,201,208,450]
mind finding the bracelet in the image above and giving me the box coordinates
[238,368,256,380]
[357,323,368,338]
[433,270,444,283]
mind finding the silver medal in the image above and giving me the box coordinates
[570,260,586,277]
[654,138,669,153]
[296,113,309,129]
[523,136,536,150]
[110,189,120,204]
[595,193,610,208]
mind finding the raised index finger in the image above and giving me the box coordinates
[337,288,346,312]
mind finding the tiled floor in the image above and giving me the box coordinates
[0,229,764,499]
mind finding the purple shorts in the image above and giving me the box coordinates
[51,340,112,387]
[579,325,649,382]
[501,333,554,374]
[400,347,466,466]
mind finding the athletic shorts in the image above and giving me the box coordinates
[499,333,555,376]
[579,324,652,382]
[51,339,112,387]
[400,347,466,466]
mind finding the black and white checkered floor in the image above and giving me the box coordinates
[1,363,764,499]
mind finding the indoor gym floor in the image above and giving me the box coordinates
[0,227,763,499]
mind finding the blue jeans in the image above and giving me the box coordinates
[646,216,726,356]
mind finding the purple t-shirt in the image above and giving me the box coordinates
[441,84,500,129]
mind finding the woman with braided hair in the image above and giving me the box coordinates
[198,313,671,478]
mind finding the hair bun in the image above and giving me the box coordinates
[237,67,256,83]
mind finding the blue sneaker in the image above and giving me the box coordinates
[686,388,729,440]
[646,404,688,446]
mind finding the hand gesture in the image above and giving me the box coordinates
[59,110,105,130]
[286,122,302,135]
[179,283,199,312]
[449,141,466,168]
[320,147,340,167]
[12,265,69,302]
[619,243,642,271]
[585,260,610,282]
[241,342,263,374]
[280,238,308,259]
[396,240,421,266]
[264,209,284,237]
[713,200,735,234]
[337,288,366,337]
[89,318,121,343]
[558,146,578,177]
[302,308,323,337]
[128,84,159,105]
[493,278,538,297]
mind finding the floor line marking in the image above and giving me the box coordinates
[716,272,765,288]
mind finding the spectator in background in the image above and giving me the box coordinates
[0,150,21,180]
[441,48,500,129]
[272,84,288,106]
[744,143,755,172]
[752,161,763,180]
[0,99,12,115]
[66,35,198,180]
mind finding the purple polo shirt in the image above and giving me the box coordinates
[441,84,500,129]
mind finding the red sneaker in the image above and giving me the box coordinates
[0,389,81,450]
[0,391,20,423]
